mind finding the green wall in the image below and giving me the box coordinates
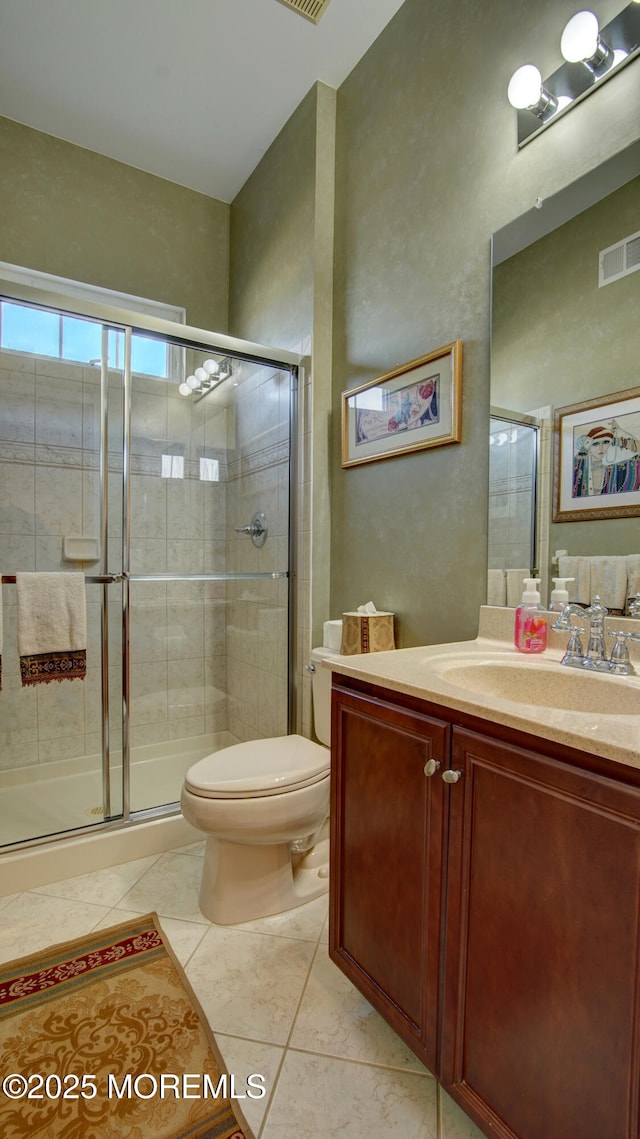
[229,85,317,348]
[330,0,639,648]
[230,0,640,649]
[229,83,337,638]
[0,116,230,330]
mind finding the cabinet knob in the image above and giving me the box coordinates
[424,759,440,777]
[442,769,463,784]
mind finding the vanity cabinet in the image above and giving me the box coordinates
[328,683,449,1072]
[329,676,640,1139]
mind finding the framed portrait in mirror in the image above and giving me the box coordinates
[554,387,640,522]
[341,340,462,468]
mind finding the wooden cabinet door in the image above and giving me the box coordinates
[441,727,640,1139]
[329,682,449,1072]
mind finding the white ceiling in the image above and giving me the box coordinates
[0,0,406,203]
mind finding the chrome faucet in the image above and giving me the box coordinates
[552,595,640,675]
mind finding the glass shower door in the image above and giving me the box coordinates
[0,299,124,845]
[0,290,297,846]
[125,335,294,815]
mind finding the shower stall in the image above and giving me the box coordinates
[0,281,300,853]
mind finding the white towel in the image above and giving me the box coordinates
[487,569,506,606]
[590,556,628,611]
[16,573,87,686]
[626,555,640,599]
[505,569,530,608]
[558,557,591,605]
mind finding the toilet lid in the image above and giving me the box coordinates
[184,735,330,799]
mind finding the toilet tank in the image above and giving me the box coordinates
[309,646,341,747]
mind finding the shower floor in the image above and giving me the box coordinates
[0,732,237,848]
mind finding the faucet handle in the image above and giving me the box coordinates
[607,629,640,644]
[557,625,586,667]
[606,630,640,675]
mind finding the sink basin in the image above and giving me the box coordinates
[430,655,640,715]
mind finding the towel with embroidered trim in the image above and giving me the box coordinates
[16,573,87,686]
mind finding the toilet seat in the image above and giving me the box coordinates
[184,735,330,800]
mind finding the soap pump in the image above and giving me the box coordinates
[549,577,575,612]
[514,578,547,654]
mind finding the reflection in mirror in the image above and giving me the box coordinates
[488,410,540,607]
[489,141,640,610]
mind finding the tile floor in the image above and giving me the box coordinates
[0,843,484,1139]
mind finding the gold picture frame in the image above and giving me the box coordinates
[341,341,462,468]
[553,386,640,522]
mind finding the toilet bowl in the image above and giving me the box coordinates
[180,646,337,925]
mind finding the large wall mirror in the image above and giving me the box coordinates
[489,140,640,612]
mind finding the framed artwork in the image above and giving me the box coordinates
[341,340,462,468]
[553,386,640,522]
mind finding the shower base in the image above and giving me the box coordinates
[0,732,242,896]
[0,731,237,849]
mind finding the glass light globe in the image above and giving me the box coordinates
[178,382,191,397]
[194,367,208,383]
[186,374,199,390]
[507,65,543,109]
[561,11,599,62]
[202,359,219,375]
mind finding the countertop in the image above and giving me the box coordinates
[324,606,640,771]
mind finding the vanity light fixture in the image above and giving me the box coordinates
[508,2,640,146]
[507,65,559,119]
[560,11,614,74]
[178,356,233,399]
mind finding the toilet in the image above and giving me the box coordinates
[180,646,337,925]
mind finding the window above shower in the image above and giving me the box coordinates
[0,301,171,378]
[0,262,186,381]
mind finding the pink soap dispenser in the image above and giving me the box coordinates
[514,577,547,654]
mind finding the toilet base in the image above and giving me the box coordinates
[199,821,329,925]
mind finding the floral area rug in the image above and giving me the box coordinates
[0,912,254,1138]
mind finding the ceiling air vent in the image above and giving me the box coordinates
[275,0,333,23]
[598,229,640,287]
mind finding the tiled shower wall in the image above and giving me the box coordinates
[0,349,120,772]
[0,345,293,781]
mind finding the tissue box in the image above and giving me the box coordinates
[340,612,395,655]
